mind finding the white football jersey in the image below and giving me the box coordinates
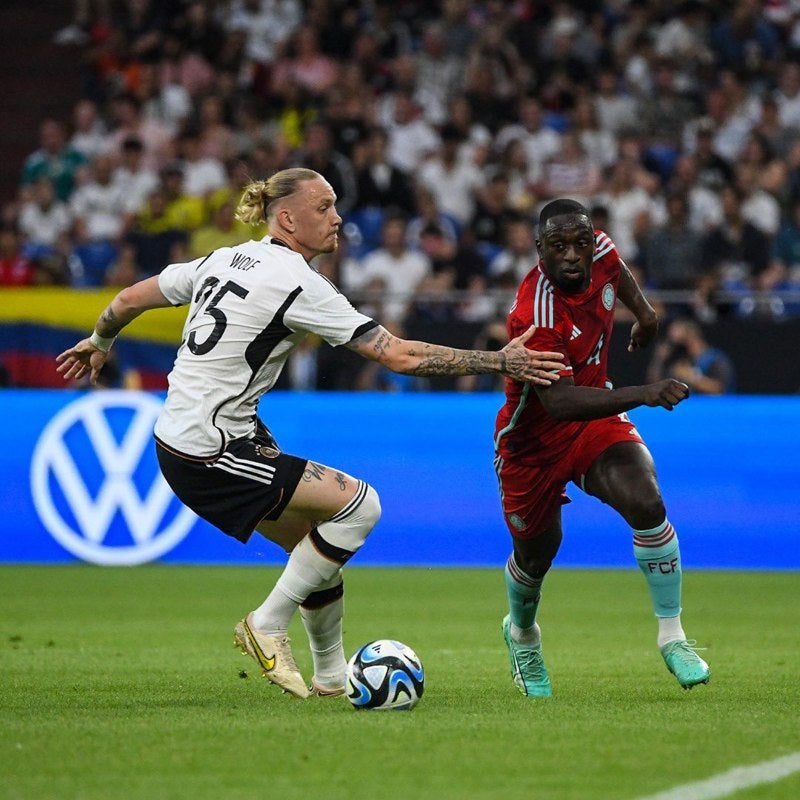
[154,237,376,457]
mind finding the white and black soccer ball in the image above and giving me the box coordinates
[345,639,425,710]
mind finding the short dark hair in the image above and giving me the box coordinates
[539,198,591,230]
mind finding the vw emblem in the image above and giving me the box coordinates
[30,391,196,565]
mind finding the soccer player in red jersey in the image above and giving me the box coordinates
[495,198,710,696]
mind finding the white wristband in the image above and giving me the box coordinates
[89,331,116,352]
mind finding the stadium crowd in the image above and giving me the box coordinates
[4,0,800,390]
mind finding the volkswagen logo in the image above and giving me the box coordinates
[30,391,196,565]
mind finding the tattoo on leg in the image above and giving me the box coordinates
[303,462,327,482]
[335,472,348,491]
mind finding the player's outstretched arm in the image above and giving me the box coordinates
[347,324,565,385]
[56,276,171,385]
[536,376,690,421]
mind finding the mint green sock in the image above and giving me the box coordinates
[633,520,682,618]
[504,554,543,630]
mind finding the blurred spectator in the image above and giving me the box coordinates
[382,88,440,176]
[230,94,284,159]
[406,185,460,252]
[488,216,538,286]
[357,213,431,327]
[461,51,518,135]
[171,1,226,69]
[773,59,800,130]
[699,182,771,319]
[636,191,704,301]
[112,135,159,228]
[196,93,236,162]
[536,130,602,208]
[20,118,88,203]
[103,92,172,170]
[447,94,493,169]
[69,152,128,285]
[494,96,561,188]
[709,0,781,87]
[638,58,698,181]
[736,160,782,238]
[647,318,736,394]
[0,224,36,286]
[353,126,415,215]
[594,157,654,263]
[469,172,521,264]
[176,129,228,199]
[287,120,357,216]
[136,58,193,138]
[224,0,301,83]
[417,123,486,227]
[685,117,736,194]
[390,51,448,127]
[464,20,527,109]
[571,94,618,173]
[104,240,140,287]
[272,77,318,151]
[270,25,340,101]
[535,11,594,112]
[415,221,488,305]
[17,178,73,260]
[415,20,464,122]
[692,79,756,166]
[53,0,111,47]
[592,67,640,137]
[654,1,713,93]
[755,95,800,161]
[759,197,800,318]
[116,0,167,64]
[485,136,535,213]
[188,198,246,258]
[667,154,722,235]
[322,81,370,160]
[125,168,199,277]
[68,98,108,160]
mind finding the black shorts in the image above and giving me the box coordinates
[155,424,308,543]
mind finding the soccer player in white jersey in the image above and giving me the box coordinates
[57,168,566,699]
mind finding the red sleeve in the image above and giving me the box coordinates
[527,320,573,378]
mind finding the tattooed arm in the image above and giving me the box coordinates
[346,325,565,385]
[56,275,172,384]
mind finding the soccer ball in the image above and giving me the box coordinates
[345,639,425,711]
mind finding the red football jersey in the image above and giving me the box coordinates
[494,229,622,462]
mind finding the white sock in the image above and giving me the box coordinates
[300,598,347,688]
[657,615,686,648]
[510,621,541,646]
[300,583,346,688]
[251,534,340,636]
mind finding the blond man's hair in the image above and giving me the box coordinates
[235,168,322,226]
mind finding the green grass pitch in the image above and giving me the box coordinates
[2,565,799,800]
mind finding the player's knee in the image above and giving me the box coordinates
[626,495,666,530]
[316,481,381,557]
[515,552,553,579]
[359,483,382,531]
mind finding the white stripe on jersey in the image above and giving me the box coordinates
[213,453,276,485]
[494,382,532,450]
[532,273,554,328]
[593,231,614,261]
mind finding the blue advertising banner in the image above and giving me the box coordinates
[1,390,798,570]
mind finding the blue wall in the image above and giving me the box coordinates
[1,390,798,569]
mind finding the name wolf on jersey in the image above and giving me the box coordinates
[229,253,260,271]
